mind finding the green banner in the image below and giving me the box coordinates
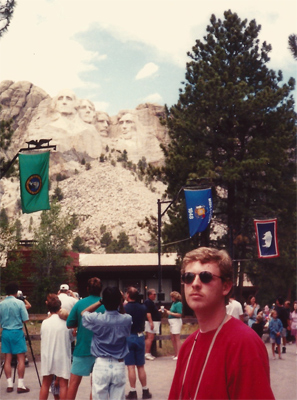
[19,152,50,214]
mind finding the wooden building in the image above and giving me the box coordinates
[76,253,180,305]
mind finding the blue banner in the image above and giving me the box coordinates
[254,219,279,258]
[184,188,213,237]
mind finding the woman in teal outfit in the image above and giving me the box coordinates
[163,291,183,360]
[246,295,260,328]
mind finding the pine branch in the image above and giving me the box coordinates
[288,34,297,60]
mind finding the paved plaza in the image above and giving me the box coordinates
[0,343,296,399]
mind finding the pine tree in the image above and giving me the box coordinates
[288,34,297,60]
[158,11,296,300]
[105,231,135,254]
[0,0,16,38]
[0,211,25,287]
[30,202,78,311]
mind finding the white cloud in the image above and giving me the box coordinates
[0,0,106,96]
[0,0,295,113]
[93,101,110,112]
[135,63,159,80]
[141,93,163,104]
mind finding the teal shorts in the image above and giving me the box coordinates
[71,355,95,376]
[1,329,27,354]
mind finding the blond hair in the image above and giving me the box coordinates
[170,291,182,302]
[182,247,232,281]
[182,247,233,305]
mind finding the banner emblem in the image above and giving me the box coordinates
[25,175,42,195]
[195,206,206,219]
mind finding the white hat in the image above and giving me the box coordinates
[60,284,69,291]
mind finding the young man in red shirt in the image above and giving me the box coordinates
[168,247,275,400]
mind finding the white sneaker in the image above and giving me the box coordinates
[145,353,155,361]
[173,356,178,360]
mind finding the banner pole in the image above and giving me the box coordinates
[157,199,162,300]
[1,139,56,180]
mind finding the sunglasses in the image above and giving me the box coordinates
[181,271,223,284]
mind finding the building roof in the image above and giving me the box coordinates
[79,252,178,271]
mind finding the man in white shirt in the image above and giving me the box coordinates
[58,284,78,313]
[226,294,244,321]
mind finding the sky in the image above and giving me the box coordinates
[0,0,296,116]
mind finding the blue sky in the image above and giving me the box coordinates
[0,0,296,116]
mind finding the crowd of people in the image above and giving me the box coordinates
[0,278,166,399]
[1,246,296,399]
[226,290,297,361]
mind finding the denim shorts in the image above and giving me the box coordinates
[125,334,145,366]
[71,355,95,376]
[1,329,27,354]
[270,336,281,345]
[92,357,126,400]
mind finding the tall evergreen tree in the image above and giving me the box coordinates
[157,11,296,300]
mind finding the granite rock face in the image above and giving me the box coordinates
[0,158,167,254]
[0,81,168,166]
[0,80,169,253]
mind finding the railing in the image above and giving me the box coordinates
[155,317,197,342]
[28,314,48,321]
[0,316,198,342]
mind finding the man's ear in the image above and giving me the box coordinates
[222,280,233,296]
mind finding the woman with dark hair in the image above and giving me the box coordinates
[245,295,260,328]
[81,287,132,400]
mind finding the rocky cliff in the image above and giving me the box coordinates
[0,80,169,253]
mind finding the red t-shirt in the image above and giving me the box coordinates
[168,317,275,400]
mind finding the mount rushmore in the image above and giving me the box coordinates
[0,80,169,253]
[0,80,168,167]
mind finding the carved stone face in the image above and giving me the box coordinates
[55,89,77,115]
[96,113,110,136]
[11,88,27,109]
[119,113,136,135]
[79,100,95,124]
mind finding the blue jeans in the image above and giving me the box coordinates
[92,357,126,400]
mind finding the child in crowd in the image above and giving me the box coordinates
[263,305,271,333]
[290,301,297,353]
[269,310,283,359]
[252,312,264,339]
